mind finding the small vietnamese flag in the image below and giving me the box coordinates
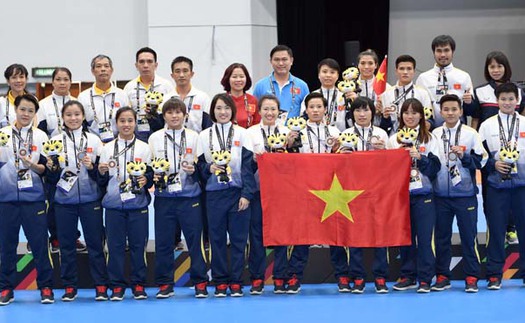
[373,55,388,95]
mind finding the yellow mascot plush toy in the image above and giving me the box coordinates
[151,157,170,190]
[211,150,232,184]
[43,139,65,171]
[397,127,418,147]
[287,116,306,149]
[126,160,147,193]
[144,91,164,115]
[499,146,520,180]
[337,132,359,153]
[267,133,288,153]
[424,106,433,120]
[0,131,10,146]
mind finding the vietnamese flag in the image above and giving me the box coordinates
[373,55,388,95]
[258,149,411,247]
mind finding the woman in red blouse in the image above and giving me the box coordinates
[220,63,260,128]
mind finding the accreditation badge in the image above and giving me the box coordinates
[17,169,33,190]
[409,168,423,191]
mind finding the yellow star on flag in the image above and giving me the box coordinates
[309,174,364,223]
[376,71,385,82]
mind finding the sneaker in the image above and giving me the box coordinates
[230,283,243,297]
[0,290,14,306]
[273,279,286,294]
[40,287,55,304]
[506,231,519,245]
[132,285,147,300]
[76,240,87,253]
[61,286,77,302]
[50,239,60,254]
[337,276,351,293]
[95,285,109,301]
[195,282,208,298]
[156,284,174,299]
[431,274,451,291]
[214,283,228,297]
[417,282,431,293]
[175,241,185,251]
[487,276,502,290]
[110,287,125,301]
[374,277,389,293]
[286,275,301,294]
[465,276,479,293]
[352,278,366,294]
[393,277,417,291]
[250,279,264,295]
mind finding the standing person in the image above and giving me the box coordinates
[479,83,525,290]
[0,64,30,128]
[0,94,54,305]
[333,97,389,294]
[78,54,130,143]
[253,45,309,124]
[431,94,487,293]
[388,98,440,293]
[97,107,153,301]
[123,47,173,142]
[380,55,433,135]
[44,100,108,301]
[149,97,209,299]
[246,95,290,294]
[416,35,474,127]
[220,63,260,129]
[300,58,347,131]
[471,51,525,245]
[196,93,256,297]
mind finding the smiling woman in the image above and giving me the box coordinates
[0,64,30,128]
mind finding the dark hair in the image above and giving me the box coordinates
[484,51,512,83]
[210,93,237,123]
[136,47,157,62]
[395,55,416,69]
[495,82,518,99]
[350,97,376,123]
[398,98,430,144]
[115,106,137,121]
[171,56,193,72]
[14,94,40,113]
[439,94,462,109]
[304,92,327,108]
[4,63,28,80]
[162,97,187,116]
[431,35,456,52]
[220,63,252,92]
[270,45,293,59]
[52,67,72,81]
[357,49,379,65]
[61,100,85,117]
[90,54,113,70]
[317,58,340,73]
[257,94,280,111]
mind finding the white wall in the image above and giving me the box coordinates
[389,0,525,86]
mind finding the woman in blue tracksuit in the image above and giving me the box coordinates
[0,94,54,306]
[98,107,153,301]
[44,100,108,301]
[387,98,441,293]
[197,93,256,297]
[149,97,209,299]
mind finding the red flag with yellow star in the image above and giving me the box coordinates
[373,55,388,95]
[258,149,411,247]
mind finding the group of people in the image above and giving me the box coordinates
[0,34,524,306]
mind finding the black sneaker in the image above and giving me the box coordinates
[76,240,87,253]
[132,285,148,300]
[156,284,174,299]
[250,279,264,295]
[0,289,14,306]
[393,277,417,291]
[286,275,301,294]
[95,285,109,301]
[50,239,60,254]
[110,287,125,301]
[40,287,55,304]
[273,279,286,294]
[214,283,228,297]
[465,276,479,293]
[195,282,208,298]
[417,282,431,293]
[61,287,77,302]
[352,278,366,294]
[337,276,351,293]
[431,274,451,291]
[487,276,502,290]
[230,284,243,297]
[374,277,389,293]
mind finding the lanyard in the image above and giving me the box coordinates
[497,113,519,150]
[135,80,155,112]
[12,127,33,169]
[164,129,186,173]
[62,130,87,170]
[243,94,253,127]
[52,96,68,134]
[363,79,376,102]
[269,76,296,106]
[393,84,414,107]
[306,124,330,153]
[441,124,462,166]
[90,89,116,124]
[260,125,279,152]
[113,137,136,180]
[354,125,374,151]
[322,88,338,124]
[5,100,10,124]
[209,124,234,152]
